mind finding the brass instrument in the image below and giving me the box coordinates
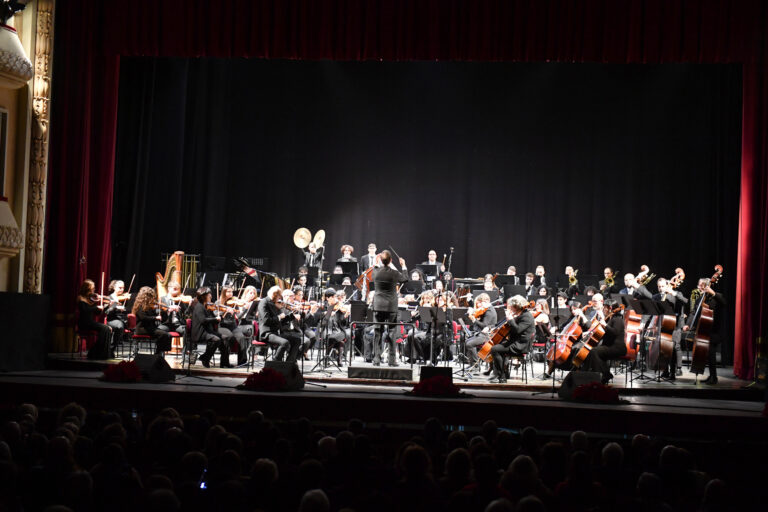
[568,269,579,285]
[156,251,183,299]
[605,275,614,287]
[690,288,702,313]
[637,265,656,286]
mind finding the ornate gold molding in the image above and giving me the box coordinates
[24,0,54,293]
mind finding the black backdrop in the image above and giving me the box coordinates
[112,59,740,301]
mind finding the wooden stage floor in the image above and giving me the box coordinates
[1,352,763,440]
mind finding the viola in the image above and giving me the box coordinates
[471,307,488,319]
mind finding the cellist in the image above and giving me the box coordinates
[583,299,626,384]
[488,295,535,384]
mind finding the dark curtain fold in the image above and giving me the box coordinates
[47,0,767,378]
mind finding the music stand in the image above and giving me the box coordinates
[453,314,474,381]
[335,260,359,277]
[415,264,439,282]
[418,306,434,365]
[494,275,520,288]
[402,281,424,295]
[349,301,368,364]
[473,289,500,302]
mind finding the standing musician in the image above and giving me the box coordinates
[160,281,189,335]
[216,286,249,367]
[360,243,378,269]
[258,285,301,363]
[422,250,446,273]
[464,293,498,368]
[190,287,230,368]
[619,273,653,299]
[371,250,409,367]
[489,295,535,384]
[564,266,582,298]
[301,242,324,273]
[583,299,626,384]
[131,286,172,355]
[653,277,688,379]
[76,279,113,360]
[337,244,359,277]
[505,266,520,285]
[599,267,621,296]
[682,278,726,384]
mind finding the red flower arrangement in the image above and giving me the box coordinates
[410,376,462,397]
[102,360,142,383]
[571,381,621,404]
[240,368,287,392]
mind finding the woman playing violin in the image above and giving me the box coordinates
[464,293,497,368]
[216,286,248,366]
[190,286,231,368]
[160,281,189,335]
[131,286,172,355]
[76,279,114,360]
[105,280,130,335]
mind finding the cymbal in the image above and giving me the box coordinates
[313,229,326,247]
[293,227,312,248]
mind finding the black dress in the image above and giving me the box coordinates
[77,299,113,360]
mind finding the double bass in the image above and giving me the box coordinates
[689,265,723,375]
[647,268,685,370]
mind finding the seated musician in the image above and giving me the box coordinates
[190,287,230,368]
[422,250,446,273]
[682,277,726,384]
[105,279,129,335]
[583,299,626,384]
[574,293,604,325]
[505,266,520,285]
[280,288,317,360]
[524,273,537,298]
[534,298,551,343]
[584,286,598,298]
[620,273,653,298]
[564,266,582,298]
[489,295,535,384]
[483,274,497,292]
[309,288,349,365]
[408,292,434,363]
[599,267,621,295]
[132,286,172,355]
[534,265,547,287]
[160,281,189,335]
[337,244,359,276]
[432,292,455,363]
[464,293,498,369]
[258,285,301,363]
[537,285,550,303]
[76,279,113,360]
[654,277,688,379]
[216,286,247,366]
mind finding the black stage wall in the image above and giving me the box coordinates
[112,59,740,303]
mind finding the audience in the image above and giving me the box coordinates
[0,401,760,511]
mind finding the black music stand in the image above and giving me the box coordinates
[435,306,451,366]
[402,281,424,295]
[349,301,368,364]
[452,309,474,380]
[473,289,500,302]
[415,264,439,281]
[418,306,435,366]
[335,261,359,278]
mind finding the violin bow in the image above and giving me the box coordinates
[100,272,105,309]
[126,273,136,296]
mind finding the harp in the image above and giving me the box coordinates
[156,251,184,299]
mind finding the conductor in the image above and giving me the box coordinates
[372,250,409,366]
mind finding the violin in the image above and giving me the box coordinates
[471,307,488,319]
[167,294,193,304]
[86,293,112,306]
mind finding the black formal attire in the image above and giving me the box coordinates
[372,265,409,365]
[652,291,689,374]
[686,292,726,378]
[218,302,249,366]
[301,247,324,271]
[465,307,498,365]
[599,280,621,296]
[258,298,300,362]
[77,299,113,360]
[619,285,653,299]
[491,310,535,380]
[360,254,377,270]
[586,316,626,383]
[160,295,188,335]
[105,294,127,332]
[429,305,453,364]
[336,256,359,277]
[135,308,172,353]
[524,283,537,299]
[190,301,229,367]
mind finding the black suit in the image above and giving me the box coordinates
[372,265,409,364]
[586,316,626,382]
[686,291,726,377]
[301,247,324,269]
[465,307,498,365]
[360,254,377,269]
[258,298,300,362]
[190,301,230,367]
[491,310,535,379]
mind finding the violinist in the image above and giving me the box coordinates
[281,288,319,358]
[653,277,688,379]
[217,286,249,367]
[371,251,409,367]
[258,285,301,362]
[488,295,535,383]
[105,280,130,335]
[534,299,551,345]
[76,279,113,360]
[160,281,189,335]
[190,287,230,368]
[308,288,350,365]
[131,286,172,355]
[583,299,626,384]
[683,278,726,384]
[464,293,498,368]
[431,292,454,364]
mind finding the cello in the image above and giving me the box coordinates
[546,315,582,373]
[570,304,625,368]
[477,301,536,362]
[689,265,723,375]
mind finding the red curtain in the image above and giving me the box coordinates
[48,0,767,376]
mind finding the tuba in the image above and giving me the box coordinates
[156,251,184,299]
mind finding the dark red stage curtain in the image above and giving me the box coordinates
[48,0,767,376]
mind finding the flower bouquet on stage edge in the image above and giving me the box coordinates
[569,381,628,404]
[405,375,472,398]
[102,360,142,383]
[237,368,288,392]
